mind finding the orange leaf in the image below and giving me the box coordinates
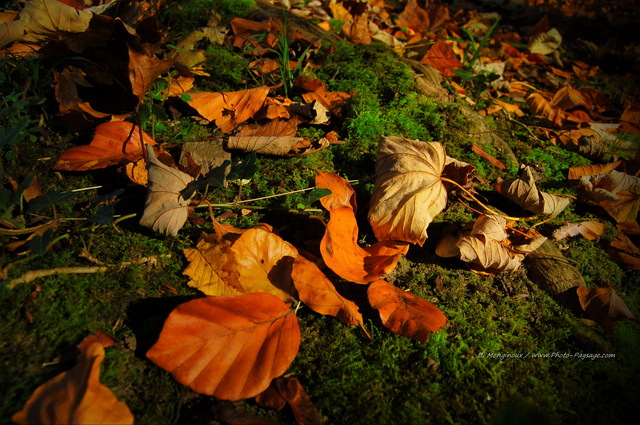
[568,161,621,180]
[146,294,301,400]
[127,45,172,102]
[552,221,605,241]
[367,280,446,342]
[292,255,368,335]
[576,287,637,340]
[12,341,133,425]
[226,227,299,302]
[187,87,270,132]
[420,40,463,77]
[316,171,409,284]
[54,121,155,171]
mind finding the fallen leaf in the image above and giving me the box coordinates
[420,40,463,77]
[528,28,562,55]
[291,255,367,334]
[527,92,567,126]
[187,87,270,132]
[577,170,640,223]
[568,161,621,180]
[12,340,133,425]
[139,145,194,236]
[301,91,352,116]
[146,294,300,400]
[227,118,315,156]
[367,280,446,342]
[496,165,570,217]
[472,143,505,169]
[183,231,243,297]
[396,0,449,35]
[608,232,640,270]
[552,221,606,241]
[368,136,448,245]
[54,121,156,171]
[127,45,173,102]
[226,227,299,302]
[0,0,114,47]
[576,287,637,340]
[316,171,409,284]
[257,377,325,425]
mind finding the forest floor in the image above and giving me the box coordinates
[1,1,639,424]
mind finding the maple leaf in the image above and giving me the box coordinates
[368,136,448,246]
[496,165,570,217]
[577,287,637,340]
[187,87,270,132]
[54,122,156,171]
[139,145,194,236]
[552,221,605,241]
[146,294,301,400]
[316,171,409,284]
[291,255,368,335]
[12,338,133,425]
[367,280,446,343]
[577,170,640,223]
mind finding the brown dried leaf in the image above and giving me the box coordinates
[568,161,621,180]
[139,145,194,236]
[228,118,323,156]
[609,233,640,270]
[577,170,640,223]
[268,378,325,425]
[496,165,570,217]
[367,280,446,342]
[146,294,300,400]
[12,340,133,425]
[577,287,637,340]
[368,136,448,245]
[552,221,605,241]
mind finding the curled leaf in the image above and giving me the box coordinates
[496,165,570,217]
[577,170,640,223]
[367,280,446,342]
[146,294,301,400]
[368,136,448,245]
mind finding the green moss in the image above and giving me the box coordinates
[519,145,591,182]
[202,45,250,93]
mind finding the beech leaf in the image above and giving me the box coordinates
[139,145,194,236]
[187,87,270,132]
[368,136,448,245]
[256,377,325,425]
[316,171,409,284]
[146,294,301,400]
[54,122,156,171]
[12,340,133,425]
[496,165,570,217]
[367,280,446,342]
[292,255,368,335]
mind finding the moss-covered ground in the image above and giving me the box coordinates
[1,1,639,424]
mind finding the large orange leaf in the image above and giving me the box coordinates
[187,87,270,132]
[12,340,133,425]
[146,294,300,400]
[367,280,446,342]
[316,171,409,284]
[292,255,367,335]
[420,40,463,77]
[54,121,156,171]
[139,145,194,236]
[368,136,448,246]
